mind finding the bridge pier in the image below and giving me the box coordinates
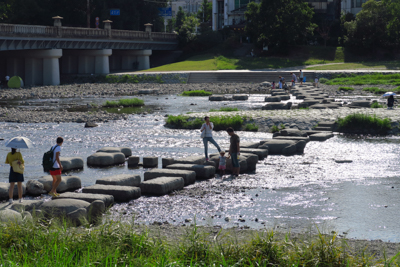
[61,49,112,75]
[110,50,152,71]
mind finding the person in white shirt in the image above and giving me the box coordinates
[314,76,319,88]
[49,137,63,197]
[299,70,303,86]
[200,116,221,161]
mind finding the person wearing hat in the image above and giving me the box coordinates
[218,151,227,177]
[5,148,24,203]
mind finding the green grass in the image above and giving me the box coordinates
[209,107,239,112]
[338,86,355,91]
[181,90,212,96]
[325,73,400,86]
[270,124,287,133]
[1,216,397,266]
[307,61,400,70]
[103,98,144,107]
[363,87,387,94]
[165,115,244,131]
[244,123,258,132]
[319,77,329,84]
[371,102,384,108]
[337,113,392,135]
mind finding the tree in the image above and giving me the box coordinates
[197,0,212,23]
[178,15,199,46]
[245,0,316,49]
[175,6,186,31]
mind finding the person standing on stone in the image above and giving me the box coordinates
[5,148,24,203]
[226,127,240,177]
[200,116,221,161]
[314,76,319,88]
[299,70,304,86]
[278,76,283,89]
[49,137,63,197]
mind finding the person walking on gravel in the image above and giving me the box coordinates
[49,137,63,197]
[200,116,221,161]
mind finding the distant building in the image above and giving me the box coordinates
[212,0,342,31]
[171,0,206,16]
[341,0,368,15]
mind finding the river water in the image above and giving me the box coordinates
[1,94,399,242]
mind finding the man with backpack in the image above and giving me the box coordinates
[48,137,63,197]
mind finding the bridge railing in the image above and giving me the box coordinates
[0,23,177,42]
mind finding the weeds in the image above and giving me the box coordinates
[209,107,239,112]
[337,113,392,135]
[319,78,329,84]
[181,90,213,96]
[105,74,165,84]
[371,102,384,108]
[338,86,355,91]
[363,87,387,94]
[244,123,259,132]
[103,98,144,107]
[327,73,400,86]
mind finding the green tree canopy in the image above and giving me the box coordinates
[344,0,400,50]
[197,0,212,23]
[245,0,315,49]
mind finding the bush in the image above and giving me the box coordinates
[370,102,383,108]
[209,107,239,112]
[326,73,400,86]
[362,87,386,94]
[319,78,329,84]
[337,113,391,135]
[165,115,243,130]
[338,86,354,91]
[181,90,212,96]
[104,98,144,107]
[270,125,280,133]
[244,123,258,132]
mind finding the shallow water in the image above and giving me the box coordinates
[0,94,399,242]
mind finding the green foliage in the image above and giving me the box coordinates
[181,90,212,96]
[326,73,400,86]
[175,6,186,31]
[337,113,392,135]
[165,115,243,131]
[178,15,200,47]
[338,86,354,91]
[363,87,387,94]
[270,125,280,133]
[209,107,239,112]
[319,78,329,83]
[245,0,316,49]
[371,102,384,108]
[280,124,286,129]
[104,98,144,107]
[244,123,258,132]
[197,0,212,23]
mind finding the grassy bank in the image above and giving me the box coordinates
[337,113,392,135]
[165,115,244,131]
[103,98,144,107]
[0,218,398,266]
[325,73,400,86]
[307,61,400,70]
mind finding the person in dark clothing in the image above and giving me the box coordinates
[387,95,395,109]
[226,127,240,177]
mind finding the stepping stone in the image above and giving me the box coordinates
[87,152,125,167]
[143,157,158,168]
[82,185,141,202]
[96,174,141,187]
[274,129,307,137]
[97,147,132,157]
[209,95,224,101]
[265,96,281,102]
[273,136,310,142]
[174,155,205,165]
[209,155,248,173]
[26,180,45,196]
[309,132,334,141]
[166,164,215,179]
[0,209,23,224]
[335,159,353,163]
[57,192,114,207]
[0,183,26,200]
[38,175,81,193]
[128,156,139,167]
[239,153,258,172]
[305,130,333,136]
[232,94,248,100]
[144,169,196,186]
[140,177,184,196]
[239,148,268,160]
[240,142,261,148]
[61,157,84,172]
[162,158,175,168]
[314,126,333,131]
[11,200,44,212]
[259,140,297,155]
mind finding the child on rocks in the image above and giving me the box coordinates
[218,151,227,177]
[272,81,275,89]
[314,76,319,88]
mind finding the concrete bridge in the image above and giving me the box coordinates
[0,17,178,85]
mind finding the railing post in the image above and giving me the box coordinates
[144,23,153,40]
[103,20,112,38]
[52,16,63,37]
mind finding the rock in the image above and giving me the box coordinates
[174,156,205,165]
[260,82,271,87]
[335,159,353,163]
[259,140,298,155]
[265,96,281,102]
[239,153,259,172]
[348,100,370,108]
[38,175,82,193]
[26,180,47,196]
[87,200,105,223]
[278,129,308,137]
[87,152,125,167]
[67,208,88,225]
[0,209,23,224]
[309,104,340,109]
[144,169,196,186]
[57,192,114,207]
[209,155,248,173]
[232,94,248,100]
[309,132,334,141]
[143,157,158,168]
[273,136,310,142]
[11,200,44,212]
[22,211,33,222]
[240,142,260,148]
[96,147,132,157]
[166,164,215,179]
[128,156,140,167]
[262,102,292,110]
[84,122,98,128]
[60,157,84,172]
[0,183,26,200]
[96,174,141,187]
[140,177,184,196]
[209,95,224,101]
[138,89,154,94]
[239,148,268,160]
[41,198,90,217]
[295,140,307,154]
[82,185,141,202]
[162,158,175,168]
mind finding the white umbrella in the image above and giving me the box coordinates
[383,92,396,97]
[5,137,34,149]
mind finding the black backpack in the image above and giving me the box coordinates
[42,145,59,172]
